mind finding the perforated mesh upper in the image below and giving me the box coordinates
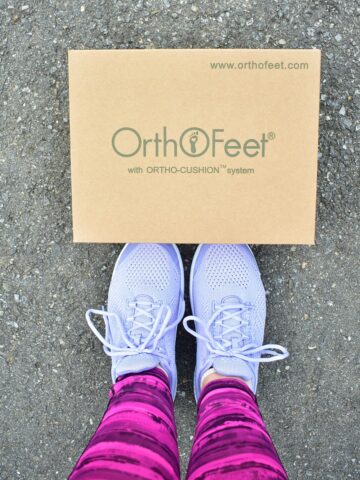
[205,245,250,289]
[124,244,170,291]
[251,289,266,345]
[192,244,266,346]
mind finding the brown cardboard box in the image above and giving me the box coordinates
[68,49,321,244]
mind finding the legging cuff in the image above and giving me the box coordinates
[198,376,256,406]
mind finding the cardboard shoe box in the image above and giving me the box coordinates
[68,49,321,244]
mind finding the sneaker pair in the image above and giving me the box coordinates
[86,244,288,400]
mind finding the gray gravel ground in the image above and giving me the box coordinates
[1,1,360,479]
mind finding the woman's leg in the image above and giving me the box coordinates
[69,243,185,479]
[186,377,288,480]
[69,368,180,480]
[183,244,289,480]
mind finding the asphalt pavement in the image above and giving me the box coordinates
[0,1,359,479]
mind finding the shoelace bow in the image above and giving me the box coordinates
[86,300,178,361]
[183,302,288,363]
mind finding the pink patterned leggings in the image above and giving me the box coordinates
[69,368,288,479]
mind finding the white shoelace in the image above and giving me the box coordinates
[183,303,288,363]
[85,300,178,364]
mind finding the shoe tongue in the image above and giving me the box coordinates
[129,294,156,346]
[212,295,254,385]
[117,295,161,375]
[215,295,247,348]
[117,353,159,376]
[213,356,254,384]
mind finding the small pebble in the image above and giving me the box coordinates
[278,39,287,45]
[339,106,346,116]
[191,5,198,12]
[2,282,11,292]
[335,34,342,42]
[341,117,352,129]
[7,321,18,329]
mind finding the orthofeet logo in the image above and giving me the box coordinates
[112,127,275,159]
